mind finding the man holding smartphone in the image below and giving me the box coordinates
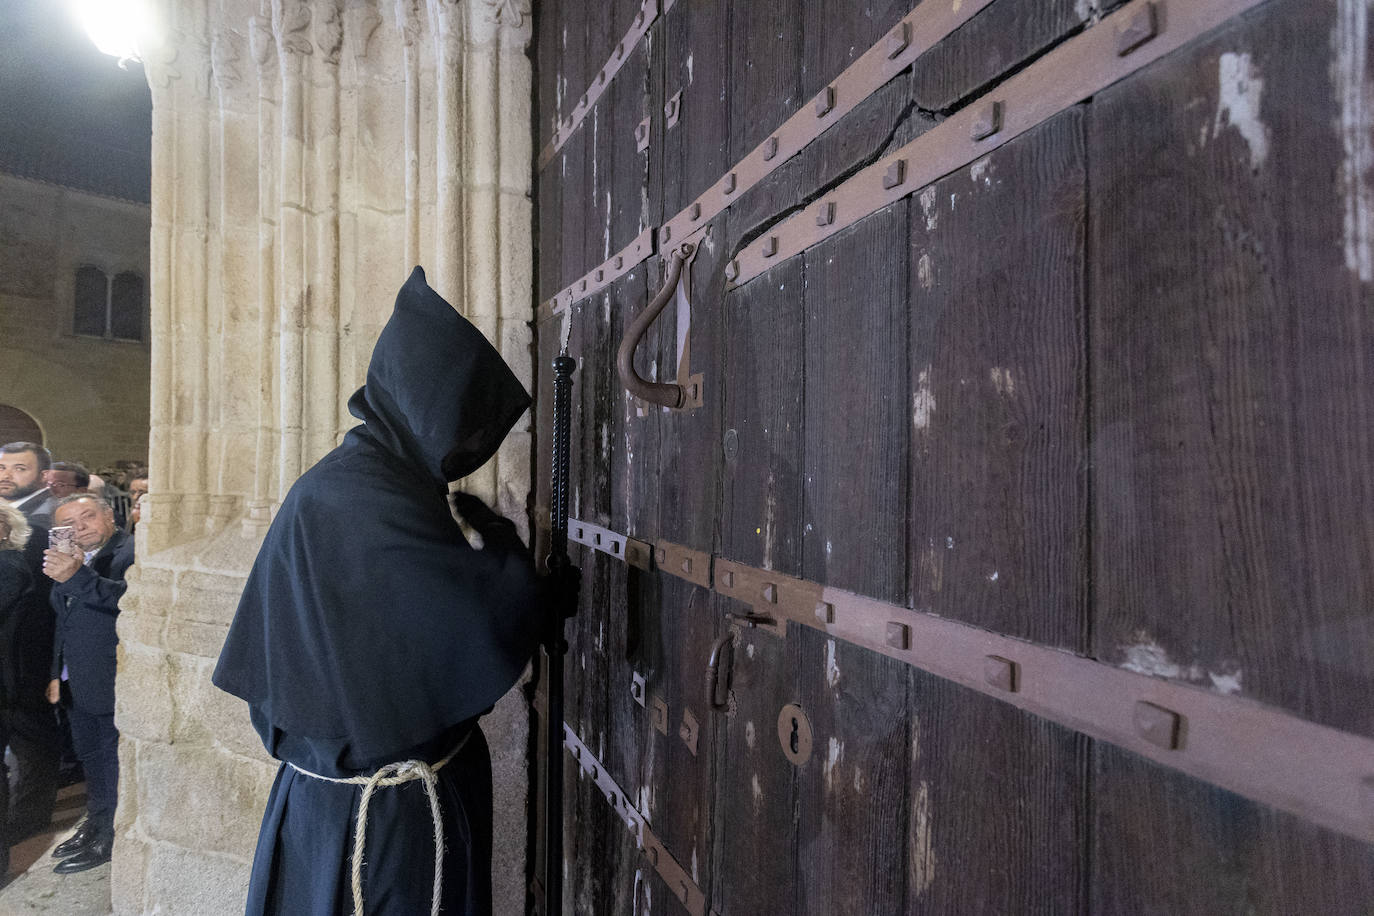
[42,494,133,874]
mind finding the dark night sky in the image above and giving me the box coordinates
[0,0,152,202]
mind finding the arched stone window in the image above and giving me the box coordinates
[73,265,145,341]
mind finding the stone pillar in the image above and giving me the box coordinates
[115,0,537,910]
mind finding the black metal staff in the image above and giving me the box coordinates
[543,349,578,915]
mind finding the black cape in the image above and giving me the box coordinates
[212,267,540,914]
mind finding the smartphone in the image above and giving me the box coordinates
[48,526,80,558]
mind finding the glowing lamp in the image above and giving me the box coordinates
[68,0,160,65]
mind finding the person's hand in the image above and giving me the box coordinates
[46,679,60,705]
[43,548,82,583]
[450,492,525,553]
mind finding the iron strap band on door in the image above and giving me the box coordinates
[730,0,1270,284]
[538,0,994,323]
[539,228,656,325]
[657,0,996,250]
[568,517,653,569]
[564,523,1374,845]
[537,0,659,172]
[562,724,709,916]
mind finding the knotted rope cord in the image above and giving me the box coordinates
[287,733,469,916]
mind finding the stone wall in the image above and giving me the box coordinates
[114,0,536,911]
[0,173,151,468]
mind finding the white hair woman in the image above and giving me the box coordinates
[0,503,32,553]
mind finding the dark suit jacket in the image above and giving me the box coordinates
[49,530,134,715]
[1,539,54,709]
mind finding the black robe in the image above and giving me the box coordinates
[213,267,542,915]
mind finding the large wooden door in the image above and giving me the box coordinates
[531,1,1374,913]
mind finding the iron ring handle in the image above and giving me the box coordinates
[616,244,693,409]
[706,629,735,711]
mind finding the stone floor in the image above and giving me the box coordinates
[0,785,111,915]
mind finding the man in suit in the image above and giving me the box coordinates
[0,442,58,530]
[41,494,133,874]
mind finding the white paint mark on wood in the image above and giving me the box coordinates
[746,641,756,659]
[1208,670,1244,695]
[917,251,934,289]
[751,773,763,813]
[745,720,756,750]
[686,53,694,84]
[989,366,1015,396]
[1121,635,1244,696]
[763,471,777,571]
[853,767,865,793]
[919,187,938,231]
[986,570,999,582]
[1121,639,1204,681]
[910,780,936,896]
[1214,52,1269,170]
[921,544,944,593]
[825,639,841,688]
[970,155,992,185]
[824,737,844,792]
[1334,0,1373,281]
[913,367,936,431]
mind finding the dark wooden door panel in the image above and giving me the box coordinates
[909,0,1088,111]
[534,0,1374,912]
[728,0,803,162]
[803,203,910,603]
[910,674,1088,914]
[721,256,806,572]
[801,0,910,101]
[660,0,731,215]
[1090,0,1374,736]
[1092,743,1374,916]
[908,108,1089,649]
[711,608,803,915]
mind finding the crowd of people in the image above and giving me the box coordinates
[0,441,147,880]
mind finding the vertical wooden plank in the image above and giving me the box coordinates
[911,675,1088,914]
[900,89,1089,916]
[713,255,808,914]
[639,13,735,906]
[661,0,730,214]
[728,0,803,162]
[908,108,1088,649]
[802,205,909,602]
[1089,4,1374,911]
[1090,0,1374,736]
[800,0,908,101]
[793,203,910,916]
[910,0,1087,111]
[1092,744,1374,915]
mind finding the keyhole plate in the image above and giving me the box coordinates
[776,703,813,767]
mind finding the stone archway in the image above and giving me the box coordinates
[0,404,43,446]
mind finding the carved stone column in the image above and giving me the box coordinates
[246,11,279,535]
[272,0,311,495]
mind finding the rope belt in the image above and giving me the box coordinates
[287,733,470,916]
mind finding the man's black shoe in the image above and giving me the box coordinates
[51,820,94,859]
[52,834,112,874]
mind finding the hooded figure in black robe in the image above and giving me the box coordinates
[213,267,543,915]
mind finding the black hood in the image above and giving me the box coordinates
[348,266,531,485]
[213,267,543,765]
